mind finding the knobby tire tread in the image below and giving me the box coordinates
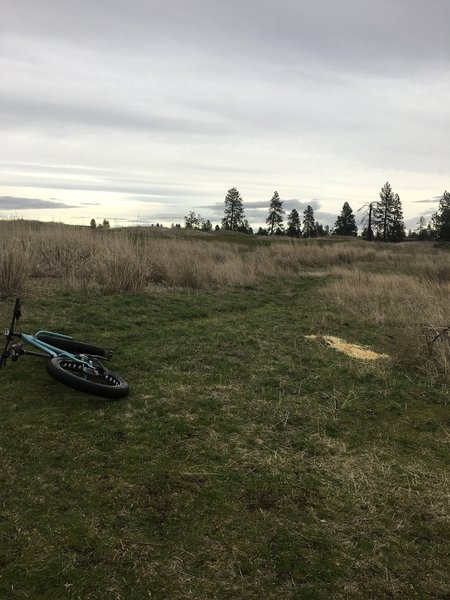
[46,357,129,399]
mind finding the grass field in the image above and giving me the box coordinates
[0,224,449,599]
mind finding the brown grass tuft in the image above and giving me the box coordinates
[0,237,31,299]
[326,268,450,377]
[0,221,397,293]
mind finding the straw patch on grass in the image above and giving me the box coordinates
[305,335,389,361]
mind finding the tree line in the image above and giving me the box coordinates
[183,184,450,241]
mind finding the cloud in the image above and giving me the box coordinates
[0,91,231,137]
[194,197,334,227]
[0,196,78,210]
[0,175,213,200]
[412,197,441,204]
[3,0,449,74]
[404,213,435,229]
[200,198,321,215]
[283,199,321,211]
[0,0,448,226]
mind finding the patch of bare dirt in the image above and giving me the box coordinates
[305,335,389,360]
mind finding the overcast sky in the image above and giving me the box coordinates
[1,0,449,229]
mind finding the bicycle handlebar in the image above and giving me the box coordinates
[13,298,21,321]
[0,298,22,367]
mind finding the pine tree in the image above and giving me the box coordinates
[391,193,405,242]
[302,205,316,237]
[373,182,395,241]
[433,190,450,241]
[201,219,213,232]
[367,203,374,241]
[237,219,253,234]
[334,202,358,236]
[265,191,284,235]
[90,218,97,229]
[416,216,429,241]
[184,211,200,229]
[286,209,301,237]
[221,187,245,231]
[359,202,375,241]
[417,216,426,233]
[373,182,404,242]
[316,222,326,236]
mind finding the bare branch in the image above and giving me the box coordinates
[425,325,450,354]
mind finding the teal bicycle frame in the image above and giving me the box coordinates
[21,331,89,362]
[1,298,128,399]
[1,299,106,367]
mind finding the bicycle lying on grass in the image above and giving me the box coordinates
[0,298,129,399]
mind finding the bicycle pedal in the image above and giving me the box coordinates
[11,344,24,361]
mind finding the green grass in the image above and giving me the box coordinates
[0,277,448,599]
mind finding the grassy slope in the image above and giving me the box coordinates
[0,277,448,599]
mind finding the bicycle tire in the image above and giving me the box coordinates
[46,357,129,399]
[37,335,109,357]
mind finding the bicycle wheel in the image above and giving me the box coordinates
[46,356,129,399]
[37,335,109,358]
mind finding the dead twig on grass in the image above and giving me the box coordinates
[425,325,450,354]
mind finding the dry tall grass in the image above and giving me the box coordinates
[0,220,388,294]
[1,220,448,377]
[0,237,31,300]
[326,266,450,377]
